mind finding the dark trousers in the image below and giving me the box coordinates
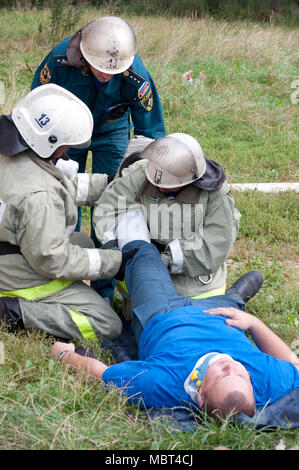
[123,241,245,343]
[0,297,23,329]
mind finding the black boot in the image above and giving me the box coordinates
[0,297,24,330]
[226,270,263,302]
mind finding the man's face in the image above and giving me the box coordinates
[89,65,113,83]
[51,145,70,159]
[199,356,254,409]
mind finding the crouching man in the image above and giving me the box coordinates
[0,84,135,341]
[93,133,241,316]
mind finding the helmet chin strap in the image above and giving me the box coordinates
[0,115,29,156]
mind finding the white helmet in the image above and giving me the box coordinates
[143,133,206,188]
[11,84,93,158]
[80,17,137,74]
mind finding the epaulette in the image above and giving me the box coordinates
[122,68,153,111]
[39,55,69,84]
[53,54,69,67]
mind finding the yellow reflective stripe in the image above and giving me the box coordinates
[191,286,226,300]
[117,280,128,293]
[0,279,74,301]
[116,281,226,299]
[69,309,98,342]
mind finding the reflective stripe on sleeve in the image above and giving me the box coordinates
[85,248,101,278]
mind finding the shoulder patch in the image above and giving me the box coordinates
[40,63,52,84]
[138,81,150,99]
[122,68,153,111]
[140,89,153,111]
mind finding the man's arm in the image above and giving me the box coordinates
[73,173,109,207]
[50,341,109,379]
[93,161,146,245]
[162,185,240,277]
[128,55,165,140]
[205,307,299,371]
[17,191,122,281]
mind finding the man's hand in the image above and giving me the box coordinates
[205,307,299,369]
[50,341,75,361]
[204,307,255,331]
[50,341,109,379]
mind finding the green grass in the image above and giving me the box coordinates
[1,329,299,451]
[0,6,298,450]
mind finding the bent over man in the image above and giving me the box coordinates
[93,133,241,302]
[32,16,165,178]
[0,84,135,341]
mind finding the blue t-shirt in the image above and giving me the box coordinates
[102,306,299,409]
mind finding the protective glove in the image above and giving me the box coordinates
[115,249,138,281]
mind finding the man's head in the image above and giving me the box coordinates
[11,84,93,159]
[141,133,206,190]
[199,356,256,419]
[89,66,113,84]
[80,16,137,82]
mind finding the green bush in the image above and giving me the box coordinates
[0,0,298,26]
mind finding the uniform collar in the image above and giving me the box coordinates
[27,151,64,181]
[66,30,84,68]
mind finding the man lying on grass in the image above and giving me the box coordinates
[51,227,299,419]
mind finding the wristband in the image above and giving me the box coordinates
[58,349,72,363]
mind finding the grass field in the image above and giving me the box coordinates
[0,5,298,451]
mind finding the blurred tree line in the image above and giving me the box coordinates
[0,0,298,25]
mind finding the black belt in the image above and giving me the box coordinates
[0,241,21,255]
